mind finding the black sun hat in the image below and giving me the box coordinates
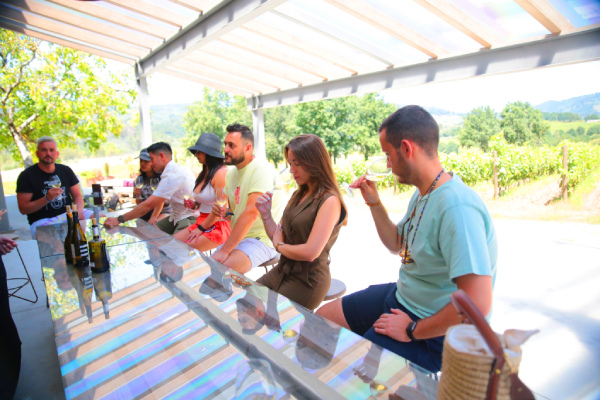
[187,133,224,159]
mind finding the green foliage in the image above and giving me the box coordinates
[0,29,136,168]
[585,113,600,121]
[182,88,251,155]
[501,101,549,145]
[542,112,582,122]
[440,148,493,186]
[438,139,459,154]
[560,141,600,195]
[458,106,500,151]
[265,106,299,165]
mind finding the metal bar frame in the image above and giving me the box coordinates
[136,0,287,79]
[248,28,600,110]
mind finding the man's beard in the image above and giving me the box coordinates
[40,157,55,165]
[226,153,245,166]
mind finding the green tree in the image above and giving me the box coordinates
[458,106,500,151]
[294,97,353,163]
[182,88,251,150]
[500,101,549,145]
[0,29,135,168]
[264,105,298,166]
[343,94,396,160]
[584,113,599,121]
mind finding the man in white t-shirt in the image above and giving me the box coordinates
[104,142,197,233]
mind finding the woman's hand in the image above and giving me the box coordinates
[0,236,18,255]
[185,229,203,244]
[211,203,224,219]
[273,223,284,245]
[255,192,273,219]
[184,199,197,209]
[133,187,142,198]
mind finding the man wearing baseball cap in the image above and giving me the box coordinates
[104,142,196,233]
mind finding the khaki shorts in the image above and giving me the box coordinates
[156,216,196,235]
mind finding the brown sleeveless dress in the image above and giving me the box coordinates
[257,191,346,310]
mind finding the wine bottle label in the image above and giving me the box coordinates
[93,226,99,237]
[80,244,89,257]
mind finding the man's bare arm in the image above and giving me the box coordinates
[219,192,262,254]
[17,190,60,215]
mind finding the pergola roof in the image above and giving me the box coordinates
[1,0,599,109]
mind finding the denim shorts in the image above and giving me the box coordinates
[216,238,278,270]
[341,282,445,372]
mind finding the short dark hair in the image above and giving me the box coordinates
[147,142,172,157]
[226,123,254,147]
[379,105,439,158]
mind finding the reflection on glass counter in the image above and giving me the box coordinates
[38,219,436,400]
[36,218,171,258]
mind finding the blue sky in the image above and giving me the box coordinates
[144,60,600,114]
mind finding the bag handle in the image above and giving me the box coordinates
[450,290,535,400]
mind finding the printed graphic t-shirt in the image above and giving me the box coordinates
[16,163,79,225]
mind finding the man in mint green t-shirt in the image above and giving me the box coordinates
[211,124,283,274]
[318,106,497,373]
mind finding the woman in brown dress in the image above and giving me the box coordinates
[256,134,347,310]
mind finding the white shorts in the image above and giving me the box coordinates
[216,238,278,270]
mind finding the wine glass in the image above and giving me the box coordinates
[341,182,354,198]
[134,176,144,199]
[182,190,194,209]
[215,188,228,221]
[366,157,392,182]
[234,358,277,400]
[149,177,160,191]
[48,175,61,189]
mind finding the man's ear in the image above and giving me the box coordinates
[244,142,253,155]
[401,140,414,158]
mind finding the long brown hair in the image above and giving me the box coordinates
[285,134,347,224]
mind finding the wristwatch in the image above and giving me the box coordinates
[406,321,418,341]
[117,214,125,224]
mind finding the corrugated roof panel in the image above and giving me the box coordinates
[363,0,483,54]
[548,0,600,27]
[453,0,549,40]
[281,0,429,64]
[256,12,389,72]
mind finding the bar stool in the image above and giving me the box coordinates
[258,253,280,273]
[324,278,346,301]
[6,236,39,304]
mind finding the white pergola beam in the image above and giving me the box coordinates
[249,28,600,109]
[137,0,287,79]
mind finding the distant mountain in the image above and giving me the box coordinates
[534,93,600,117]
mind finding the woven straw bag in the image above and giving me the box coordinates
[437,290,535,400]
[437,325,522,400]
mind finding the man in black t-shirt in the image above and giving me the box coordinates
[16,137,87,237]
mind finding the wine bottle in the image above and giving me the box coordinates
[64,205,74,264]
[88,218,110,273]
[71,205,90,269]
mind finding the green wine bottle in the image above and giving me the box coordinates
[71,205,89,269]
[64,205,73,264]
[89,218,110,273]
